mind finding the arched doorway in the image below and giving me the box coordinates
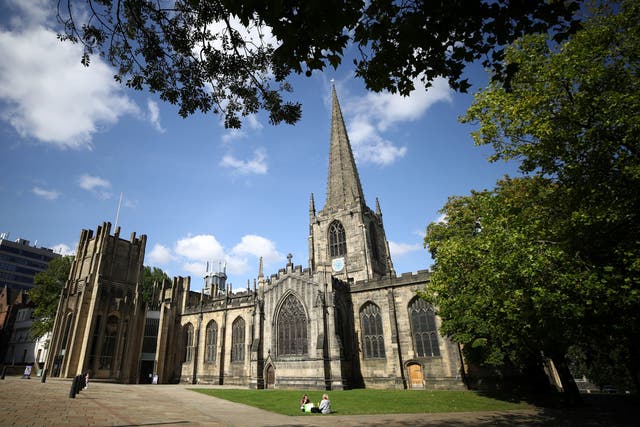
[407,363,424,389]
[265,364,275,389]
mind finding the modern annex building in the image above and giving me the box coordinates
[46,89,464,390]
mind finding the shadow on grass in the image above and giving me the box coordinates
[474,390,639,427]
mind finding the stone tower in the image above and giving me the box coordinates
[46,222,146,383]
[309,87,396,283]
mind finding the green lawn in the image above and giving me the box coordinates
[191,389,534,416]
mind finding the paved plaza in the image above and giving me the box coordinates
[0,375,635,427]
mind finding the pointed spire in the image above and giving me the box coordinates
[258,256,264,278]
[325,86,366,210]
[375,197,382,217]
[309,192,316,216]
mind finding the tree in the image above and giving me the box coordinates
[425,176,591,401]
[142,265,170,304]
[56,0,581,128]
[29,256,74,340]
[425,0,639,398]
[460,0,640,392]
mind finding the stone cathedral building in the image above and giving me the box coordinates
[46,89,464,390]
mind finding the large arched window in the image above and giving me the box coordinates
[231,317,245,362]
[329,221,347,257]
[205,320,217,364]
[183,323,194,363]
[360,302,386,358]
[277,294,308,356]
[409,298,440,357]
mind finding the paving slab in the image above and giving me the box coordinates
[0,376,635,426]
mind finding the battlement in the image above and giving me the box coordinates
[350,269,430,291]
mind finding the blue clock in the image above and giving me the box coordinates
[332,257,345,272]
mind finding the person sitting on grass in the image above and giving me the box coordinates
[311,394,331,414]
[300,394,310,411]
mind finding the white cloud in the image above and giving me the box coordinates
[0,5,139,149]
[78,174,112,199]
[175,235,226,261]
[341,78,453,166]
[147,244,174,264]
[222,129,247,144]
[32,186,59,200]
[220,149,268,175]
[147,99,165,133]
[231,235,282,264]
[388,241,423,258]
[78,174,111,191]
[182,261,206,277]
[168,232,282,283]
[52,243,75,256]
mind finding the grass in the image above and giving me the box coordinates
[191,388,535,416]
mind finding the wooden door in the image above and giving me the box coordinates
[408,364,424,388]
[265,365,275,389]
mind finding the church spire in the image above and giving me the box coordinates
[325,86,366,210]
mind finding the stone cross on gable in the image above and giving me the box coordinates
[286,253,293,267]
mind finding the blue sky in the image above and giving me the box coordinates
[0,0,519,292]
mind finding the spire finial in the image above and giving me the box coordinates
[258,256,264,278]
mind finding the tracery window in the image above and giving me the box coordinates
[231,317,245,362]
[409,298,440,357]
[329,221,347,257]
[360,302,386,358]
[277,294,308,356]
[205,320,217,364]
[184,323,194,363]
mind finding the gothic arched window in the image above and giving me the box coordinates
[277,294,308,356]
[231,317,245,362]
[183,323,194,363]
[360,302,386,358]
[205,320,217,364]
[409,298,440,357]
[329,221,347,257]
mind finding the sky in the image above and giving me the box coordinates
[0,0,520,292]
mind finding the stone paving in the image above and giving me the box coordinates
[0,375,636,427]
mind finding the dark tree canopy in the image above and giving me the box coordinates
[29,255,74,340]
[142,265,170,303]
[57,0,582,128]
[427,0,640,396]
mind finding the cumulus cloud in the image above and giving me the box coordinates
[32,186,59,200]
[164,232,282,282]
[0,3,139,148]
[147,243,174,264]
[52,243,75,256]
[78,174,112,199]
[341,78,452,166]
[220,149,268,175]
[231,234,283,264]
[388,241,423,258]
[147,99,165,133]
[175,234,226,261]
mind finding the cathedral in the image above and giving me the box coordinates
[45,88,465,390]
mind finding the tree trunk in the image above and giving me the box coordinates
[550,353,582,405]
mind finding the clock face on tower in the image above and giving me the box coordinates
[332,257,345,272]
